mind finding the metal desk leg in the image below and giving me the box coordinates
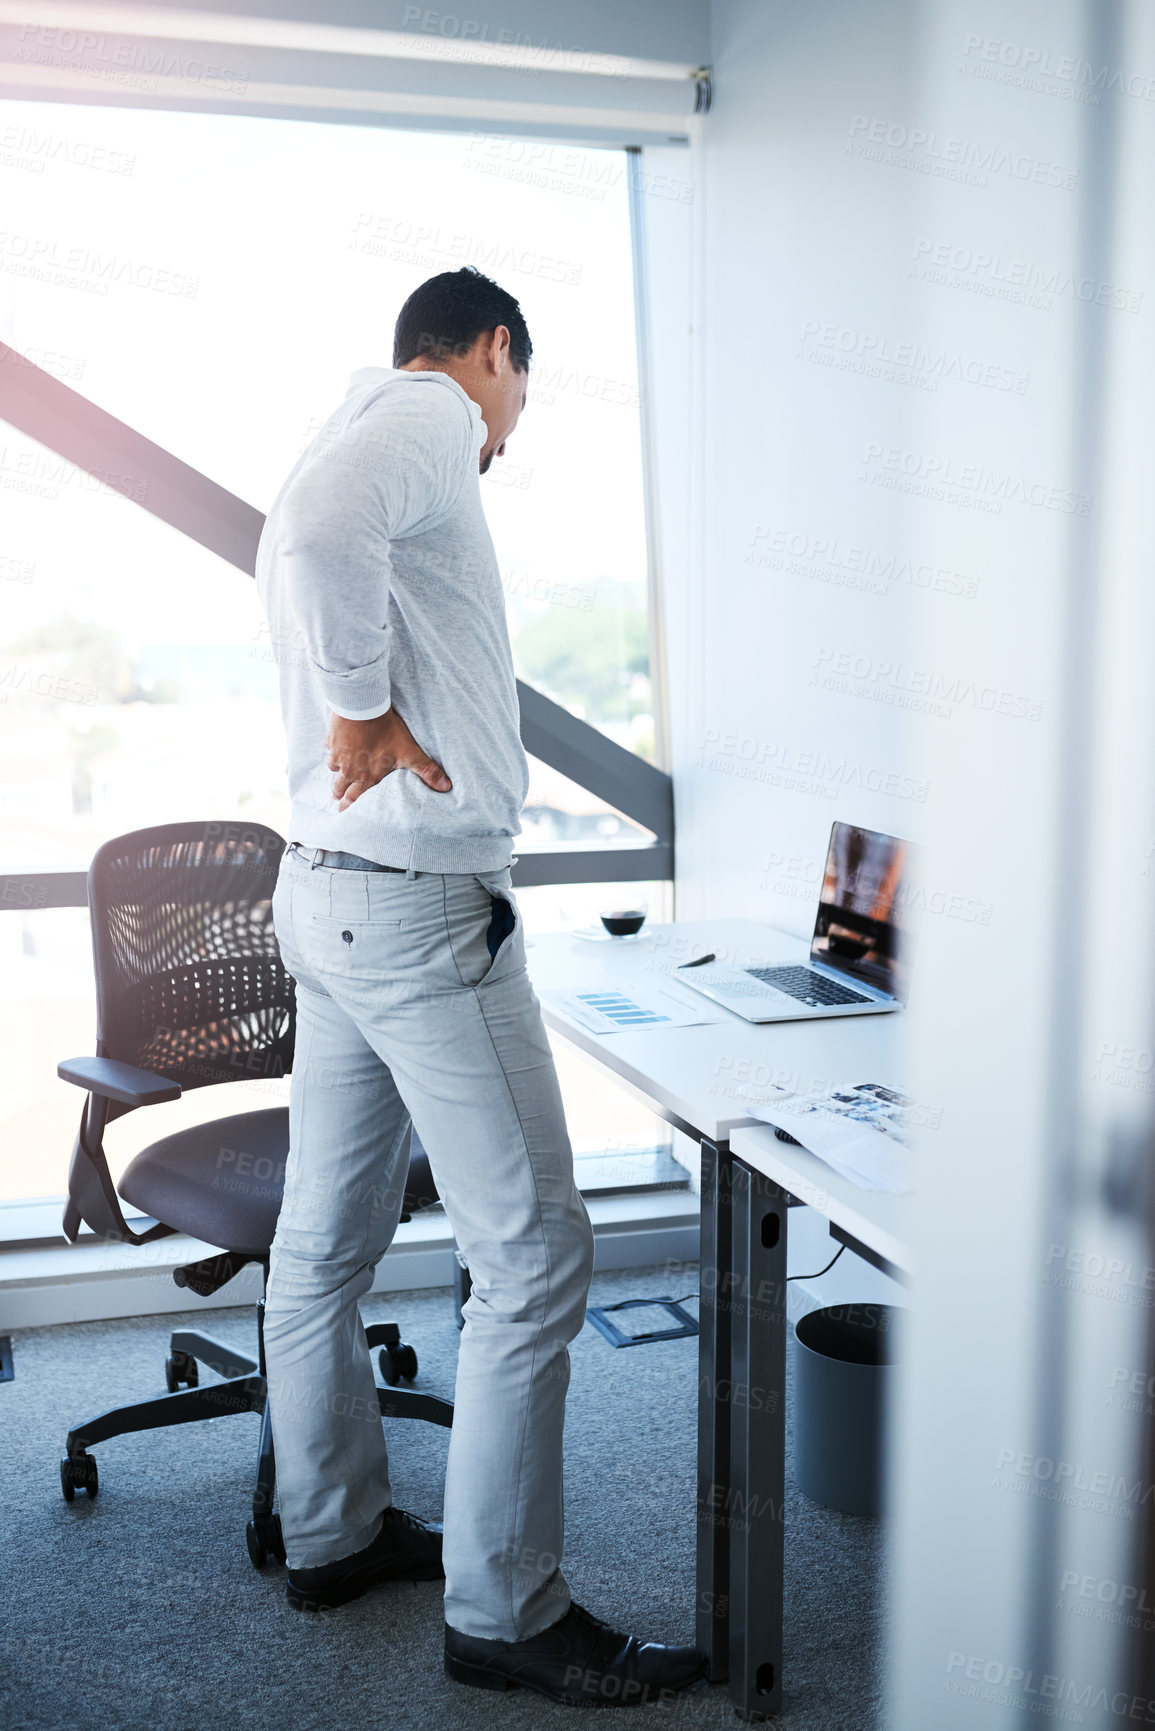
[697,1137,733,1680]
[729,1159,788,1720]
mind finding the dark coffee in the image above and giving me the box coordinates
[600,909,646,937]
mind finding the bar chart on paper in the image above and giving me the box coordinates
[544,985,724,1036]
[581,991,672,1027]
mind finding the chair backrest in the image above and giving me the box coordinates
[88,821,295,1114]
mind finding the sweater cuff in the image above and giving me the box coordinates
[312,663,391,718]
[330,696,393,722]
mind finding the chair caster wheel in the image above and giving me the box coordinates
[61,1453,98,1502]
[247,1512,285,1570]
[165,1351,198,1392]
[379,1342,418,1385]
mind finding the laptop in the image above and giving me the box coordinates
[679,822,913,1024]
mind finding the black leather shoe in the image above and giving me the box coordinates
[444,1602,705,1708]
[286,1507,443,1612]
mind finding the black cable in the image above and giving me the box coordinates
[656,1256,849,1299]
[606,1250,845,1309]
[787,1244,845,1283]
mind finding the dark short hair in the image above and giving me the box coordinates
[392,266,532,373]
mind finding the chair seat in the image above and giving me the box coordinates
[119,1108,288,1255]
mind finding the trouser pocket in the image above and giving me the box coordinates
[476,871,521,980]
[485,890,516,960]
[443,873,521,989]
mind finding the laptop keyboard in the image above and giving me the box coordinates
[745,965,872,1007]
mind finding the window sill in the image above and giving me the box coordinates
[0,1196,156,1253]
[1,1190,700,1330]
[0,1149,686,1251]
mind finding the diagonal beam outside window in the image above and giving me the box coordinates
[0,343,265,574]
[0,343,672,898]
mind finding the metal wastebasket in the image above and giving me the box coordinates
[793,1303,899,1517]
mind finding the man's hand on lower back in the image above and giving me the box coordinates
[326,709,452,810]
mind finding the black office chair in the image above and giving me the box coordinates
[57,820,452,1568]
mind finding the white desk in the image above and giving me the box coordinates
[729,1123,913,1281]
[529,918,902,1144]
[526,919,912,1721]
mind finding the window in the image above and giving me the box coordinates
[0,101,670,1211]
[0,101,654,785]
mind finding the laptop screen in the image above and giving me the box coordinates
[810,823,912,1002]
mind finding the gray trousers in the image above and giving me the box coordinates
[265,846,595,1639]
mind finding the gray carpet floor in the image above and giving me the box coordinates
[0,1263,887,1730]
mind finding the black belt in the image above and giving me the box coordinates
[289,844,405,872]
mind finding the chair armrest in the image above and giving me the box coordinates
[58,1057,181,1107]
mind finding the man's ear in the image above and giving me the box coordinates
[491,324,511,375]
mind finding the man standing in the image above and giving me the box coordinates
[256,268,702,1709]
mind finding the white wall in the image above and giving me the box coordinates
[645,0,1155,1724]
[671,0,921,940]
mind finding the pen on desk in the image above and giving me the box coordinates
[678,953,716,968]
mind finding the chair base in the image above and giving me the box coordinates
[60,1304,454,1567]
